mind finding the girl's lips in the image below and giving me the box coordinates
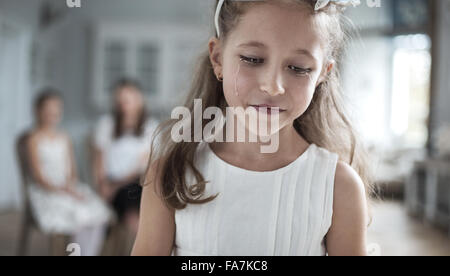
[249,105,287,114]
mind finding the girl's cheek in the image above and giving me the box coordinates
[287,77,316,115]
[224,64,255,104]
[234,65,256,97]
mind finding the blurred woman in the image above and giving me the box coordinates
[93,78,158,235]
[27,89,112,256]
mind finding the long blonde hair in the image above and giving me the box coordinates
[145,0,375,213]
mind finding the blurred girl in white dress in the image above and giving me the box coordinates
[27,89,112,256]
[92,79,158,236]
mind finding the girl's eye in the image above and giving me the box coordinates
[288,65,312,76]
[239,55,312,76]
[239,55,264,65]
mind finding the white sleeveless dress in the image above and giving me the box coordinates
[173,142,339,256]
[28,136,112,234]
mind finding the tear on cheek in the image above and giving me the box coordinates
[307,73,314,84]
[234,63,241,97]
[299,74,318,93]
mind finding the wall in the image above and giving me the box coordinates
[0,13,33,210]
[431,0,450,152]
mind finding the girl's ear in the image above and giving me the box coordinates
[317,60,334,87]
[208,37,223,77]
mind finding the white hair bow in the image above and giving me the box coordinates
[315,0,361,11]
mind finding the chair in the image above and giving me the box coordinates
[15,131,69,256]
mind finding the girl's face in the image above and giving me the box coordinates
[115,86,144,117]
[210,2,332,135]
[39,98,63,127]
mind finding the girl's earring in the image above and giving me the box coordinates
[217,73,223,82]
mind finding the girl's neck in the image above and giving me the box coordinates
[210,123,310,171]
[36,124,59,136]
[121,112,141,129]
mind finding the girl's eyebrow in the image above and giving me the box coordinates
[237,41,266,49]
[294,49,316,61]
[237,41,316,61]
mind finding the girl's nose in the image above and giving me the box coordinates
[259,66,286,96]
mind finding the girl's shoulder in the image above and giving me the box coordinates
[334,161,366,199]
[28,129,71,147]
[28,130,41,148]
[29,129,66,140]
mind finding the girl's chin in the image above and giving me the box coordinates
[246,123,283,136]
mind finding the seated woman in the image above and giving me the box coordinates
[27,89,112,256]
[92,78,158,237]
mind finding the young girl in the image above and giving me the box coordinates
[92,78,159,236]
[132,0,372,256]
[27,90,112,256]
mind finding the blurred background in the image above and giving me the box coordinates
[0,0,449,256]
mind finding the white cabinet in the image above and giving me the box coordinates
[90,21,206,115]
[406,159,450,236]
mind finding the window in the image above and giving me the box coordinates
[390,34,431,148]
[136,43,160,96]
[104,41,126,93]
[91,22,204,114]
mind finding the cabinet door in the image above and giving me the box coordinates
[103,40,127,94]
[136,42,160,97]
